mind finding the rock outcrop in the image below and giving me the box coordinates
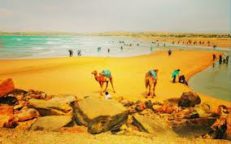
[132,109,176,136]
[30,116,72,131]
[0,78,15,97]
[178,91,201,107]
[71,96,128,134]
[28,96,75,116]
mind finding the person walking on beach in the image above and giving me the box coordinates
[172,69,180,83]
[68,49,73,57]
[145,69,158,97]
[168,49,172,56]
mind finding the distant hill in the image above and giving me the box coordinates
[0,31,230,38]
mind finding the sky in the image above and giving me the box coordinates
[0,0,230,33]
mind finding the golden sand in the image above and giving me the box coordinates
[0,50,230,109]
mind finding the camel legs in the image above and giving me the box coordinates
[109,77,115,93]
[152,80,157,97]
[145,77,151,97]
[104,82,109,92]
[145,77,157,98]
[99,82,104,96]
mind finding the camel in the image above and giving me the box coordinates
[145,69,158,97]
[91,70,115,95]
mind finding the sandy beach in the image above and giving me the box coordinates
[0,50,230,109]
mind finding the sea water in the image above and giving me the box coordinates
[189,51,231,101]
[0,35,158,59]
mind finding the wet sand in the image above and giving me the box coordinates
[0,50,230,109]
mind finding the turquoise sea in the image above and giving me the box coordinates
[0,35,230,101]
[0,35,157,59]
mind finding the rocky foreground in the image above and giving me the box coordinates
[0,78,230,144]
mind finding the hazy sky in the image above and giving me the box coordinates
[0,0,230,33]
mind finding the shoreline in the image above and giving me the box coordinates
[0,50,230,110]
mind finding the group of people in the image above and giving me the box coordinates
[68,49,81,57]
[92,68,187,99]
[213,54,229,65]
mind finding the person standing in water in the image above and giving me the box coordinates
[77,49,81,56]
[68,49,73,57]
[226,56,229,64]
[219,55,223,64]
[120,46,123,51]
[172,69,180,83]
[97,47,101,52]
[107,48,110,53]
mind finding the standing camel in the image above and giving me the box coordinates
[91,70,115,95]
[145,69,158,97]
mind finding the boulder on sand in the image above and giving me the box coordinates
[178,91,201,107]
[0,78,15,97]
[16,108,40,122]
[28,96,75,116]
[0,105,17,128]
[226,114,231,140]
[171,117,216,138]
[77,96,126,119]
[88,111,129,134]
[132,109,176,136]
[30,115,72,131]
[71,96,128,134]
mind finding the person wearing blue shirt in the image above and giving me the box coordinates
[172,69,180,83]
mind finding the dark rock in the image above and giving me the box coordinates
[171,117,216,138]
[226,114,231,140]
[145,100,153,109]
[9,89,28,96]
[208,114,231,140]
[132,110,176,136]
[178,91,201,107]
[88,111,129,134]
[70,101,90,126]
[0,96,18,105]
